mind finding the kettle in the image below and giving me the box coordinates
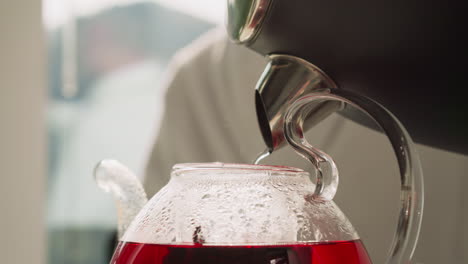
[227,0,468,154]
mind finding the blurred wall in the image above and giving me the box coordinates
[0,1,46,263]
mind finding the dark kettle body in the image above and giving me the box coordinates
[229,0,467,154]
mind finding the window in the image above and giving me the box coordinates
[44,1,222,262]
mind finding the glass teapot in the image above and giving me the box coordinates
[95,90,423,264]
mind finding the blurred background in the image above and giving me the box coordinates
[1,0,222,263]
[1,1,467,264]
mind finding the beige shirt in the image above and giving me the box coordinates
[144,28,467,263]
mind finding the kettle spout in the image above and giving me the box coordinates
[255,54,343,151]
[94,159,148,238]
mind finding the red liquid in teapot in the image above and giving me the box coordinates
[111,240,372,264]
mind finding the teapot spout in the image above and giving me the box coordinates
[94,159,148,238]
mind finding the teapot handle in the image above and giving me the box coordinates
[283,89,424,264]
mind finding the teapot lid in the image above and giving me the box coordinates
[172,162,307,174]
